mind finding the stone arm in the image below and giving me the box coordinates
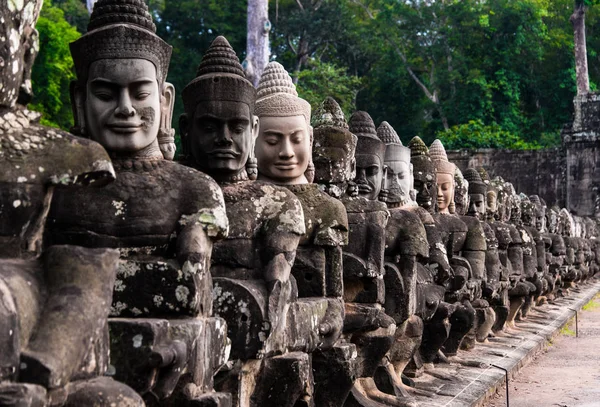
[315,202,349,298]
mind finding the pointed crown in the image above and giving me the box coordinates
[255,62,311,124]
[182,36,255,114]
[312,97,348,129]
[71,0,172,84]
[377,121,402,145]
[312,97,356,152]
[429,139,455,175]
[350,111,385,160]
[464,168,487,195]
[377,121,410,165]
[409,136,429,157]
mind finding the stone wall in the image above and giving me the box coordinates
[446,93,600,217]
[446,147,566,210]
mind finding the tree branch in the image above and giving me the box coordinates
[287,35,298,55]
[295,0,304,11]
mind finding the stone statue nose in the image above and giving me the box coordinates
[215,127,233,146]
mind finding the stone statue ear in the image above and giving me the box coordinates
[159,82,176,160]
[70,81,86,136]
[246,115,260,180]
[179,113,190,160]
[349,157,356,180]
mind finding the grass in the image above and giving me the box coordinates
[582,294,600,312]
[559,319,576,337]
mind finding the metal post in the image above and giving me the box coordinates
[491,364,510,407]
[568,308,579,338]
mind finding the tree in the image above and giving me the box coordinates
[245,0,270,86]
[29,1,81,130]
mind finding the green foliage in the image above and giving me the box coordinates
[296,60,363,118]
[29,1,81,130]
[436,120,541,150]
[54,0,89,33]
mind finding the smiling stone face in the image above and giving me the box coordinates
[256,114,311,185]
[85,59,161,153]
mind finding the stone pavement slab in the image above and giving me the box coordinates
[409,280,600,407]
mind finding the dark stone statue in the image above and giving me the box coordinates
[46,2,231,405]
[0,1,141,404]
[181,36,332,407]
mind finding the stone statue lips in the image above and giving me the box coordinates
[209,149,241,159]
[357,183,373,194]
[273,161,298,170]
[107,121,144,134]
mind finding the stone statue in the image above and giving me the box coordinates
[180,36,334,407]
[375,121,431,403]
[255,62,348,312]
[404,136,454,379]
[0,0,142,404]
[46,2,231,404]
[341,111,406,407]
[482,174,510,333]
[462,168,498,342]
[501,183,535,328]
[428,141,483,357]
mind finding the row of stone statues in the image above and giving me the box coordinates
[1,1,598,406]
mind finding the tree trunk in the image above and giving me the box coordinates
[87,0,98,15]
[571,1,589,95]
[245,0,270,87]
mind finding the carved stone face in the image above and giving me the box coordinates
[355,154,383,201]
[486,190,497,219]
[547,209,558,234]
[313,146,355,185]
[436,172,454,214]
[535,207,546,232]
[255,115,311,185]
[468,193,486,220]
[84,59,161,153]
[184,100,255,176]
[385,160,412,207]
[510,195,521,223]
[414,169,436,212]
[454,176,469,216]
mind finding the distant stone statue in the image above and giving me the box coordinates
[0,0,142,404]
[46,1,231,404]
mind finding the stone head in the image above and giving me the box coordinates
[376,121,413,208]
[255,62,313,185]
[519,194,535,227]
[180,36,258,181]
[70,0,175,158]
[429,139,456,214]
[547,206,559,234]
[0,0,43,108]
[584,217,598,239]
[453,167,470,216]
[463,168,487,221]
[558,208,574,237]
[312,97,357,197]
[349,111,386,201]
[491,176,509,222]
[529,195,546,232]
[409,136,436,214]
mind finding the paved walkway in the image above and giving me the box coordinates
[409,279,600,407]
[485,291,600,407]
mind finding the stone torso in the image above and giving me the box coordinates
[46,159,227,254]
[211,180,304,279]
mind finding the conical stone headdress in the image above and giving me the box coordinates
[349,111,385,161]
[312,97,357,183]
[463,168,487,196]
[70,0,172,84]
[409,136,435,175]
[377,121,410,164]
[255,62,311,124]
[429,139,456,176]
[312,97,356,152]
[182,36,255,114]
